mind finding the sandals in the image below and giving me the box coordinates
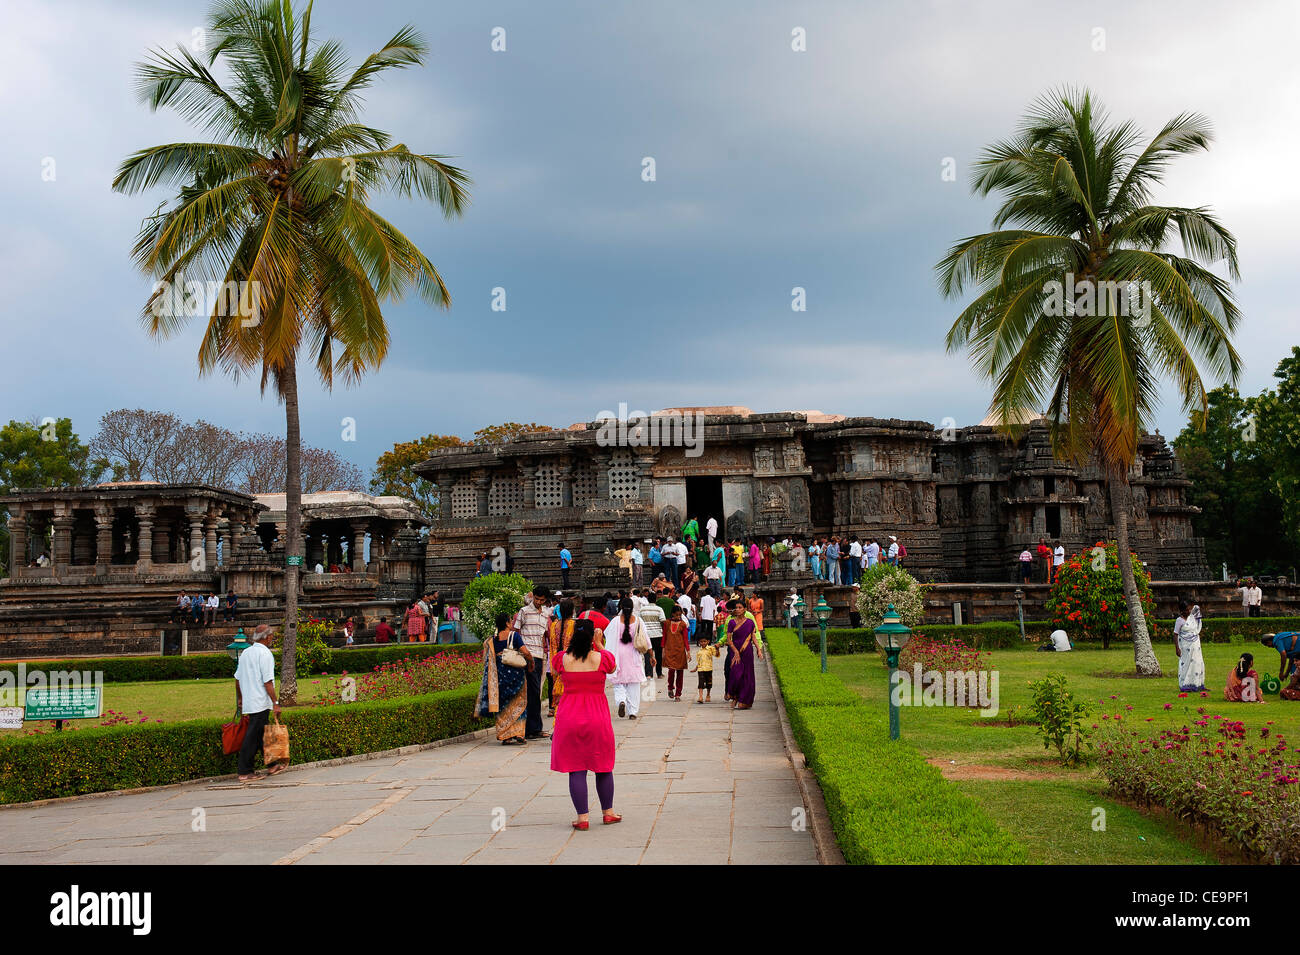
[602,812,622,825]
[266,764,287,776]
[617,702,626,718]
[237,773,262,783]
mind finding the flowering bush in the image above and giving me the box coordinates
[896,635,986,675]
[312,652,481,706]
[855,562,929,632]
[1099,716,1298,863]
[273,613,334,676]
[1045,541,1159,648]
[1027,673,1092,765]
[460,573,533,640]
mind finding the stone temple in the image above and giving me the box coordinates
[415,407,1209,595]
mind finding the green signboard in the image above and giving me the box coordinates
[24,686,103,721]
[286,555,304,566]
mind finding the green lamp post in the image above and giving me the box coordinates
[813,595,832,673]
[226,627,250,667]
[793,595,806,645]
[874,604,912,741]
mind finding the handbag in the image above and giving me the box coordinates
[221,707,248,755]
[632,620,651,654]
[263,713,290,766]
[499,637,528,668]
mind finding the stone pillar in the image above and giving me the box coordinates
[473,471,491,518]
[8,508,27,570]
[51,510,74,571]
[557,460,574,508]
[434,473,452,520]
[188,513,204,569]
[273,521,287,553]
[151,521,170,564]
[94,506,113,574]
[519,459,537,508]
[135,504,155,572]
[635,451,657,502]
[350,520,368,572]
[593,451,611,499]
[204,512,219,571]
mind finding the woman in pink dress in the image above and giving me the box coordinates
[551,618,621,829]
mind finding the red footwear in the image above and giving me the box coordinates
[572,820,589,831]
[602,812,622,825]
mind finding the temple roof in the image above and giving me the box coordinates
[253,490,428,524]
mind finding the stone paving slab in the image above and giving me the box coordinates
[0,656,817,865]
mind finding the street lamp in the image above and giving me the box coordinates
[813,595,832,673]
[874,604,913,741]
[1014,587,1026,641]
[226,627,250,665]
[793,595,806,645]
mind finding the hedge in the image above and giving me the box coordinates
[0,642,480,685]
[767,627,1026,864]
[0,684,490,804]
[794,616,1300,656]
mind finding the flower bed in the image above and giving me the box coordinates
[310,651,482,705]
[1098,714,1298,863]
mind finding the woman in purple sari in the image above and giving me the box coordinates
[723,601,758,709]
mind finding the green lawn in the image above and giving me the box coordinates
[827,639,1297,864]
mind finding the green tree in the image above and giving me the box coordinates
[1252,346,1300,567]
[938,88,1241,676]
[1046,542,1158,649]
[0,419,107,573]
[370,433,463,514]
[1173,386,1286,576]
[112,0,470,702]
[472,422,553,445]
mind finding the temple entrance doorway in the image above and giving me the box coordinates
[685,476,724,543]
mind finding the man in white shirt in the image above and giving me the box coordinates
[704,561,722,600]
[672,539,688,587]
[630,544,644,584]
[706,516,718,548]
[848,538,863,586]
[698,591,718,643]
[676,591,694,621]
[887,536,900,566]
[205,592,220,626]
[233,624,280,781]
[1239,579,1263,618]
[1052,543,1065,584]
[865,539,880,568]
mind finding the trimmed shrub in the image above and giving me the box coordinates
[855,562,928,631]
[0,684,490,804]
[461,573,533,640]
[766,628,1026,864]
[1046,542,1159,648]
[0,642,479,685]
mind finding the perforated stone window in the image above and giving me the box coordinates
[451,482,477,519]
[535,463,563,508]
[607,451,639,501]
[572,464,597,506]
[489,477,523,515]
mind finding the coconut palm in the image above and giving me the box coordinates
[113,0,470,701]
[937,88,1240,676]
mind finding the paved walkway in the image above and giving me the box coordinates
[0,656,818,865]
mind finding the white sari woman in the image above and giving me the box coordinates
[1174,600,1206,692]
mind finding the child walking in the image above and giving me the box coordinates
[692,633,721,704]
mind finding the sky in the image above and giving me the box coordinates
[2,0,1296,481]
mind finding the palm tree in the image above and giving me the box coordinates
[113,0,470,701]
[937,88,1240,676]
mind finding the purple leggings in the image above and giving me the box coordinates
[568,771,615,814]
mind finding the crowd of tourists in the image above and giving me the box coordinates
[474,575,768,828]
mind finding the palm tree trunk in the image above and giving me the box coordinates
[1108,475,1161,676]
[280,360,301,704]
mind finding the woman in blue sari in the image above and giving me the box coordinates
[475,611,534,745]
[723,600,758,709]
